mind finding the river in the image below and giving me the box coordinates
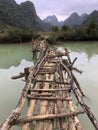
[0,41,98,130]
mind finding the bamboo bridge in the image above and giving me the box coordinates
[0,39,98,130]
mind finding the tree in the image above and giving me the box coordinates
[61,25,70,32]
[51,25,59,32]
[86,19,98,40]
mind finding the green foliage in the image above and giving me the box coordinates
[0,0,43,31]
[37,36,44,41]
[50,19,98,42]
[86,20,98,40]
[74,27,88,40]
[46,36,56,44]
[51,26,59,32]
[0,28,34,43]
[61,25,70,32]
[32,33,41,40]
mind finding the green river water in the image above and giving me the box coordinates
[0,41,98,130]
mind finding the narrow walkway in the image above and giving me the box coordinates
[0,39,98,130]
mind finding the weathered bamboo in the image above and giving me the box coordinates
[47,53,66,58]
[34,48,49,77]
[27,96,72,101]
[21,39,50,130]
[11,72,25,79]
[55,103,67,130]
[28,93,53,97]
[1,39,97,130]
[22,76,40,130]
[60,60,98,130]
[37,71,55,74]
[29,88,70,92]
[22,48,50,130]
[69,101,83,130]
[71,67,82,73]
[0,68,34,130]
[61,68,76,130]
[71,81,98,130]
[42,77,55,130]
[13,110,84,125]
[33,79,69,85]
[34,68,54,130]
[62,70,77,130]
[64,48,85,96]
[34,50,56,130]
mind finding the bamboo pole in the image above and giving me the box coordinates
[0,68,34,130]
[54,64,68,130]
[27,96,72,101]
[69,101,83,130]
[34,73,54,130]
[1,40,97,130]
[34,79,69,85]
[64,48,85,96]
[22,76,40,130]
[13,110,84,125]
[62,70,76,130]
[22,40,50,130]
[60,60,98,130]
[29,88,70,92]
[11,72,25,79]
[34,50,56,130]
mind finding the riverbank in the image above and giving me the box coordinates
[0,28,34,43]
[0,29,98,44]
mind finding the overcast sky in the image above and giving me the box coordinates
[15,0,98,21]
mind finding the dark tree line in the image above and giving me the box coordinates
[51,20,98,41]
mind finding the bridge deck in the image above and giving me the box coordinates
[0,40,98,130]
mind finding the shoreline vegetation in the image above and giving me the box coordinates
[0,28,34,43]
[0,20,98,44]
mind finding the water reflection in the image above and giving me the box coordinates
[0,43,32,68]
[54,42,98,130]
[0,60,33,123]
[55,41,98,59]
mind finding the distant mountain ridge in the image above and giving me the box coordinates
[43,10,98,28]
[82,10,98,25]
[43,15,59,26]
[43,13,89,28]
[0,0,98,31]
[43,15,63,26]
[62,13,88,27]
[0,0,51,31]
